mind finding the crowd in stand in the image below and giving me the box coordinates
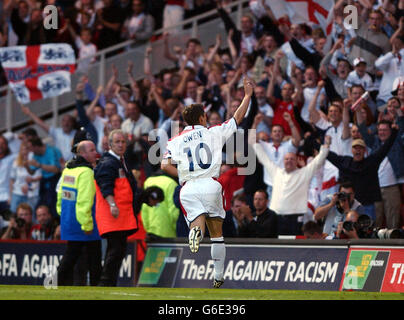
[1,0,404,243]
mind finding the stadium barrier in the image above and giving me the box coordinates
[2,238,403,292]
[137,238,404,293]
[0,239,137,287]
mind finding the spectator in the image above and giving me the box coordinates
[326,127,398,221]
[4,0,32,46]
[26,136,63,217]
[344,58,375,94]
[348,9,392,76]
[357,111,404,229]
[9,142,41,214]
[1,203,33,240]
[95,0,125,51]
[141,174,179,238]
[94,129,138,286]
[222,194,248,237]
[57,140,102,286]
[20,104,76,162]
[319,38,351,101]
[0,135,16,213]
[375,33,404,106]
[302,221,327,239]
[253,113,301,200]
[266,51,302,136]
[238,190,278,238]
[11,7,56,45]
[314,181,365,238]
[309,83,348,200]
[333,210,360,240]
[66,21,97,74]
[163,0,185,34]
[122,0,155,45]
[31,205,58,240]
[251,133,331,235]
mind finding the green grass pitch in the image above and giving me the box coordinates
[1,285,404,300]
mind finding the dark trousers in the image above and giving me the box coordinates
[98,232,128,287]
[277,214,304,236]
[39,174,60,217]
[57,240,102,286]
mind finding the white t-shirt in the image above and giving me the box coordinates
[49,127,76,161]
[164,118,237,185]
[378,157,397,187]
[301,86,325,123]
[10,163,42,197]
[259,139,297,187]
[345,70,375,91]
[75,38,97,73]
[253,143,329,215]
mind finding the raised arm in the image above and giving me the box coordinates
[283,112,301,147]
[308,81,324,124]
[20,104,50,133]
[342,99,351,140]
[233,77,255,125]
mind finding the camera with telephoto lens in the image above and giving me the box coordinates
[344,214,404,239]
[342,214,373,238]
[375,228,404,239]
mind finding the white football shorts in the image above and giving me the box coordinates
[179,177,226,225]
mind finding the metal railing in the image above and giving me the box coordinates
[0,0,250,134]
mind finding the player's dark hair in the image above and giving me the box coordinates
[182,104,205,126]
[29,136,44,147]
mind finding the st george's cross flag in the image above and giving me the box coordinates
[0,43,75,104]
[249,0,334,35]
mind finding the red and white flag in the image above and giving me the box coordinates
[250,0,334,35]
[0,43,75,104]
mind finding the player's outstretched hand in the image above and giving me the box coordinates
[243,76,255,97]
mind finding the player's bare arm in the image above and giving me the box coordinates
[161,157,178,177]
[233,76,255,125]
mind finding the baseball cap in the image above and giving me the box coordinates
[352,139,366,148]
[353,57,366,67]
[391,76,404,95]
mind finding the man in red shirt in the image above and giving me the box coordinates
[266,51,302,136]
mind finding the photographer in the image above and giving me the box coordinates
[314,181,365,238]
[1,203,33,240]
[334,210,360,240]
[31,205,59,240]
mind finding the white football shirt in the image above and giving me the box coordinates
[164,118,237,185]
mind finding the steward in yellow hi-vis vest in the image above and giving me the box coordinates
[56,158,100,241]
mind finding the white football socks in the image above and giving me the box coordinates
[211,237,225,280]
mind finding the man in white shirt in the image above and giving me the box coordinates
[251,132,331,236]
[20,105,76,162]
[161,77,254,288]
[345,58,375,93]
[309,82,349,201]
[375,36,404,106]
[121,101,154,152]
[258,112,301,200]
[0,135,16,213]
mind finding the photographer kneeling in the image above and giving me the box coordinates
[314,181,365,238]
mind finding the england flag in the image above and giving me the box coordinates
[249,0,334,35]
[0,43,76,104]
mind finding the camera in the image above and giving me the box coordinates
[337,192,348,201]
[376,228,404,239]
[344,214,404,239]
[15,217,25,228]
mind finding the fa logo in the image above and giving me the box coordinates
[343,5,359,29]
[43,5,58,30]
